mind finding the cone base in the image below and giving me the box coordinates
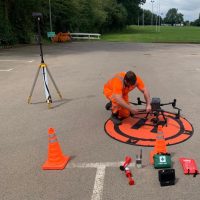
[42,155,70,170]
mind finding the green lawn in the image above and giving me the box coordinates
[101,25,200,43]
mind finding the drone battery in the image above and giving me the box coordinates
[158,169,175,186]
[151,98,161,111]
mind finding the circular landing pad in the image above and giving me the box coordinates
[104,113,193,147]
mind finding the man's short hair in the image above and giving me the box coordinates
[124,71,137,85]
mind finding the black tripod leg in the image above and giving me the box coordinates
[28,66,40,103]
[46,66,62,99]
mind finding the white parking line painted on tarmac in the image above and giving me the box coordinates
[91,166,106,200]
[0,68,14,72]
[0,59,34,63]
[69,162,122,168]
[68,161,135,168]
[68,162,135,200]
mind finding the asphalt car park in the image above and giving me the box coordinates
[0,42,200,200]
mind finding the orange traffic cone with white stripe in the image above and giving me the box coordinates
[150,125,167,164]
[42,128,70,170]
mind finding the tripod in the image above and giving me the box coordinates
[28,13,62,108]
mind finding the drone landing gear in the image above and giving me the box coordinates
[150,110,168,127]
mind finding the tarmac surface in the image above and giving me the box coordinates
[0,41,200,200]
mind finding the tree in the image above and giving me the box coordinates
[0,0,145,44]
[164,8,183,26]
[117,0,146,25]
[52,0,81,32]
[191,13,200,26]
[101,0,127,32]
[10,0,43,43]
[0,0,15,44]
[76,0,107,32]
[138,9,160,25]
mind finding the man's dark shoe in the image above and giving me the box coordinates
[105,101,112,110]
[110,113,122,125]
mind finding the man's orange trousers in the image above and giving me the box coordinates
[104,90,130,118]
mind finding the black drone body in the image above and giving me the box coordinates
[130,97,181,128]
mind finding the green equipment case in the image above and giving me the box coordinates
[153,153,172,169]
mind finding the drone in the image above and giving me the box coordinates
[130,97,182,127]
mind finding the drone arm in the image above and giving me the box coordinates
[137,97,146,105]
[163,109,181,119]
[160,102,173,106]
[129,97,146,106]
[172,99,176,107]
[160,99,178,108]
[169,99,181,112]
[171,99,181,111]
[130,102,139,106]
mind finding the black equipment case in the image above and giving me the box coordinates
[158,168,175,186]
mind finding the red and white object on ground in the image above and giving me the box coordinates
[125,167,135,185]
[120,156,132,171]
[179,157,199,177]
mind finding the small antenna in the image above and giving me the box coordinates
[140,149,142,159]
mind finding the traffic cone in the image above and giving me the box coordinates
[42,128,70,170]
[150,125,167,164]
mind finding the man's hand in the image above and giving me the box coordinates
[146,103,151,113]
[141,86,151,113]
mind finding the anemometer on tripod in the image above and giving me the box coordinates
[28,12,62,108]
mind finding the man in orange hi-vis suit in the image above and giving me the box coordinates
[104,71,151,125]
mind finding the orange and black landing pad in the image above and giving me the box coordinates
[104,112,193,147]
